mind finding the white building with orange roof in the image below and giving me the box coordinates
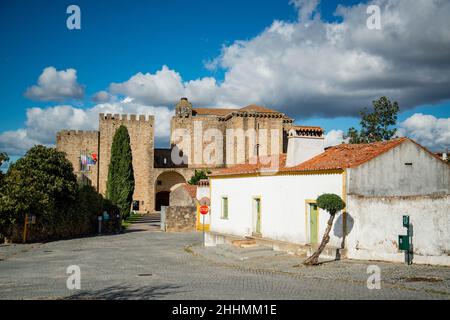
[207,129,450,266]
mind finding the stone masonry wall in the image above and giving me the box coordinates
[56,130,100,189]
[165,206,197,232]
[171,114,285,168]
[98,114,154,213]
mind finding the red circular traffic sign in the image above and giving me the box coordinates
[200,205,209,215]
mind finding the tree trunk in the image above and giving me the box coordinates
[303,213,336,266]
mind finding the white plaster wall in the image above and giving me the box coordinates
[346,195,450,266]
[286,137,324,167]
[196,185,209,201]
[210,173,344,247]
[348,140,450,196]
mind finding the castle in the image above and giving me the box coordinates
[56,98,323,213]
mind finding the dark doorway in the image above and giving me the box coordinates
[155,191,170,211]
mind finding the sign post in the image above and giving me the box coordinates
[22,214,28,244]
[398,215,412,265]
[200,205,209,247]
[97,215,103,235]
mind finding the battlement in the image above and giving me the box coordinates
[57,130,99,137]
[99,113,154,122]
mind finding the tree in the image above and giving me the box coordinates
[188,169,211,185]
[0,152,8,166]
[106,125,135,219]
[303,193,346,266]
[0,146,77,239]
[346,96,399,144]
[0,152,8,182]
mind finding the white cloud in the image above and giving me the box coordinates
[0,100,173,156]
[3,0,450,156]
[104,0,450,119]
[324,129,345,148]
[398,113,450,151]
[109,66,184,106]
[25,67,85,102]
[91,90,112,103]
[0,129,41,156]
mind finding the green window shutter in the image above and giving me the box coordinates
[222,197,228,219]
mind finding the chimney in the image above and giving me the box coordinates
[285,126,325,167]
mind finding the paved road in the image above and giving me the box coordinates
[0,229,448,300]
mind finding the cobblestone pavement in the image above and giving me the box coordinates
[0,230,448,300]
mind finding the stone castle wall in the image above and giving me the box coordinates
[171,113,286,168]
[171,115,225,168]
[56,100,294,214]
[56,130,100,189]
[98,113,154,212]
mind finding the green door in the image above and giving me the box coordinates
[309,204,318,244]
[254,198,261,235]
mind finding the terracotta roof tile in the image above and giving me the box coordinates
[284,138,407,172]
[192,105,283,117]
[192,108,238,116]
[290,125,324,133]
[239,105,279,113]
[210,138,410,176]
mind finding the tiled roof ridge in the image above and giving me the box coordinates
[210,138,413,176]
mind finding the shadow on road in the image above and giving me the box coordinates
[66,283,185,300]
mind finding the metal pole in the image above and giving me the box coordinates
[202,214,205,247]
[22,215,28,244]
[98,217,102,234]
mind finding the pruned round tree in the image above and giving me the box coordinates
[303,193,345,266]
[106,125,135,219]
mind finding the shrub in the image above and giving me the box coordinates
[316,194,346,215]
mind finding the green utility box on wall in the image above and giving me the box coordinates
[402,215,409,228]
[398,235,410,251]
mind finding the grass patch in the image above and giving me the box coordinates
[121,212,143,229]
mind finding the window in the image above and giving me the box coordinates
[157,180,162,185]
[221,197,229,219]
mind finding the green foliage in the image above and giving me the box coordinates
[188,169,211,185]
[346,96,399,144]
[0,152,8,183]
[0,146,78,239]
[106,125,135,218]
[0,146,121,242]
[316,193,346,215]
[0,152,8,166]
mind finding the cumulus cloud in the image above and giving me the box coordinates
[3,0,450,155]
[25,67,85,102]
[104,0,450,119]
[91,90,112,103]
[0,100,173,156]
[0,129,41,156]
[398,113,450,151]
[324,129,345,148]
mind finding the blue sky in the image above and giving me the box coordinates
[0,0,362,130]
[0,0,449,163]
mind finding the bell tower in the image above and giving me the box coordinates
[175,97,192,117]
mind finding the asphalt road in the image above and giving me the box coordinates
[0,229,449,300]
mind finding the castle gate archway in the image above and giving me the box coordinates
[154,171,187,211]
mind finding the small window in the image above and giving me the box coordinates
[221,197,229,219]
[157,180,162,185]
